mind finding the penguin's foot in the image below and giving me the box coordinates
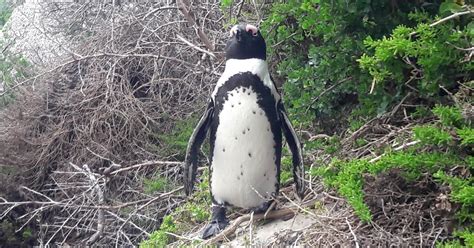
[201,218,229,239]
[252,200,273,213]
[202,204,228,239]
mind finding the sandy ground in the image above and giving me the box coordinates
[225,213,316,246]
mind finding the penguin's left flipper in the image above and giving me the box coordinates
[278,101,305,199]
[184,100,214,196]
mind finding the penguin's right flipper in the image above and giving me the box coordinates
[278,101,305,199]
[184,100,214,196]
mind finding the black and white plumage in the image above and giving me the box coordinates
[184,24,305,239]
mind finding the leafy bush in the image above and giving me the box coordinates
[457,127,474,146]
[269,2,473,244]
[0,16,32,108]
[143,175,173,193]
[139,215,176,248]
[154,116,199,160]
[312,149,465,221]
[413,125,452,146]
[312,101,473,244]
[432,105,464,128]
[261,0,451,132]
[435,169,474,247]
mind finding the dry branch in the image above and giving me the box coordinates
[0,1,231,245]
[177,0,215,52]
[369,140,420,163]
[409,9,474,36]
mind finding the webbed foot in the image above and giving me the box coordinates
[201,218,229,239]
[252,200,273,213]
[201,204,228,239]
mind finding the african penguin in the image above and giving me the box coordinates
[184,23,305,239]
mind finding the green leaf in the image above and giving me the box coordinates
[467,21,474,38]
[439,1,462,15]
[220,0,232,9]
[457,127,474,146]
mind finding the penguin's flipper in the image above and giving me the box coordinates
[184,100,214,196]
[278,102,305,199]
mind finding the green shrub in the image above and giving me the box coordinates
[457,127,474,146]
[143,175,172,193]
[0,1,21,107]
[312,158,372,221]
[0,51,31,107]
[432,105,464,128]
[281,155,292,184]
[139,215,176,248]
[140,169,211,246]
[435,168,474,247]
[413,125,452,146]
[435,170,474,221]
[263,0,472,245]
[0,0,12,27]
[311,150,463,221]
[262,0,449,131]
[154,116,200,160]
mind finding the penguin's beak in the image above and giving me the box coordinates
[229,25,244,42]
[235,29,242,42]
[229,24,259,43]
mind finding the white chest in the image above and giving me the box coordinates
[210,86,278,208]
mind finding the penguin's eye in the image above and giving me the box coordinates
[249,30,258,36]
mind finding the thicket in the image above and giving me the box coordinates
[263,0,472,246]
[0,1,222,246]
[1,0,472,246]
[140,0,472,246]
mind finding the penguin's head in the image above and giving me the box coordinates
[225,24,266,61]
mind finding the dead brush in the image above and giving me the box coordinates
[0,1,229,245]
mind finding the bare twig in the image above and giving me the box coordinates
[369,140,420,163]
[176,34,216,58]
[346,217,360,248]
[108,160,182,176]
[84,164,105,245]
[410,10,474,36]
[177,0,215,52]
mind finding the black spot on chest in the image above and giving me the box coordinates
[209,72,282,164]
[213,72,278,123]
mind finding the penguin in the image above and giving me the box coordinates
[184,24,305,239]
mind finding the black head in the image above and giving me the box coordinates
[225,24,266,61]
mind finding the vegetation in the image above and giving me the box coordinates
[0,0,12,27]
[0,0,472,246]
[139,0,473,245]
[263,0,471,130]
[0,1,31,108]
[140,169,211,247]
[262,0,473,246]
[312,111,471,222]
